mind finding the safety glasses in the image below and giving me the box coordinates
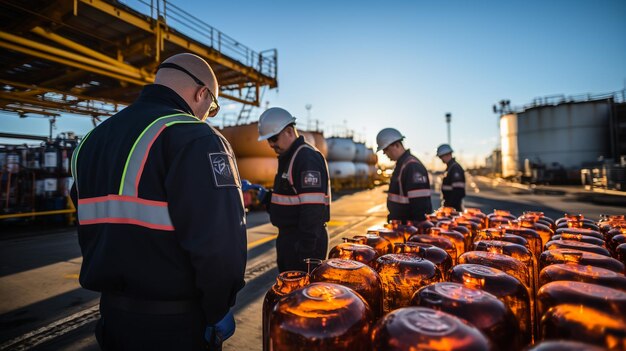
[157,62,220,117]
[268,133,280,143]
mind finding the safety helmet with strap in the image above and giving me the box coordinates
[257,107,296,141]
[376,128,404,152]
[436,144,454,157]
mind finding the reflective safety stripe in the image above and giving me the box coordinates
[442,185,453,191]
[388,193,409,204]
[78,195,174,231]
[452,182,465,188]
[271,192,330,206]
[407,189,432,198]
[120,113,201,196]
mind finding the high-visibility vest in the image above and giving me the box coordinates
[71,113,204,231]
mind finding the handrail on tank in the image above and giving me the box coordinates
[121,0,277,79]
[508,89,626,114]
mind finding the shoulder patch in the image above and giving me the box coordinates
[208,152,239,187]
[412,171,428,184]
[301,170,322,188]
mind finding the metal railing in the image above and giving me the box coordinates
[120,0,277,79]
[512,89,626,113]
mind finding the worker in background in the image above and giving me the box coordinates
[376,128,432,224]
[437,143,466,211]
[257,107,330,272]
[71,53,247,350]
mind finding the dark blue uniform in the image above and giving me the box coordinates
[71,84,247,350]
[441,158,466,211]
[269,136,330,272]
[387,150,432,223]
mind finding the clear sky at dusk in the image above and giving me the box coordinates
[1,0,625,169]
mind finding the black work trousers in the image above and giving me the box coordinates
[96,296,206,350]
[276,225,328,273]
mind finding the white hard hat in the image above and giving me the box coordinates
[376,128,404,152]
[436,144,454,157]
[257,107,297,141]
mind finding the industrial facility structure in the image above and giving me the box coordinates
[496,91,626,190]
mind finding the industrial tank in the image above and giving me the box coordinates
[328,161,356,179]
[221,122,275,158]
[353,142,368,163]
[499,99,612,178]
[310,131,328,158]
[326,137,356,161]
[237,157,277,186]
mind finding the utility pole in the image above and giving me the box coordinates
[445,113,451,145]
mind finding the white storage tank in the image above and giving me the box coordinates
[328,161,356,179]
[326,137,356,161]
[353,142,368,163]
[354,162,369,180]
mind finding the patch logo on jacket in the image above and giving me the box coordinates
[302,171,321,188]
[208,152,239,187]
[412,172,428,184]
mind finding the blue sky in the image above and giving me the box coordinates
[1,0,625,169]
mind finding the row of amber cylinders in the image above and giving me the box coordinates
[263,210,626,351]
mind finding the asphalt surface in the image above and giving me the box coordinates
[0,176,624,350]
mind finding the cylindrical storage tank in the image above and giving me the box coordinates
[298,130,316,147]
[236,157,277,186]
[368,165,377,178]
[310,259,384,319]
[412,282,519,351]
[222,122,276,157]
[328,161,355,179]
[326,137,356,161]
[353,142,368,163]
[310,131,328,158]
[371,307,491,351]
[269,282,372,350]
[354,162,369,181]
[365,148,377,165]
[500,113,519,179]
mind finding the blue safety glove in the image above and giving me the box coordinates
[241,179,254,192]
[205,310,236,350]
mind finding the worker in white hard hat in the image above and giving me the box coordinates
[436,143,466,211]
[257,107,330,272]
[376,128,433,226]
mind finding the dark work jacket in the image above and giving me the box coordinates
[269,136,330,230]
[70,84,247,325]
[387,150,432,222]
[441,158,466,210]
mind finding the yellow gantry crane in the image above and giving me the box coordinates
[0,0,278,119]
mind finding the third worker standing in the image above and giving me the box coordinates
[437,143,466,211]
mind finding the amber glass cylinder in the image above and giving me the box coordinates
[555,226,604,239]
[551,234,606,248]
[262,271,309,351]
[269,282,371,351]
[522,211,555,226]
[465,207,487,222]
[617,243,626,267]
[375,253,442,313]
[538,263,626,291]
[501,221,543,258]
[541,304,626,350]
[519,216,554,251]
[603,225,626,245]
[310,258,383,319]
[428,227,466,259]
[438,220,472,253]
[371,307,491,351]
[544,239,611,256]
[455,217,481,241]
[536,281,626,320]
[526,340,608,351]
[352,233,393,257]
[610,234,626,255]
[394,242,453,280]
[408,233,457,265]
[555,214,599,231]
[388,220,419,241]
[412,282,519,351]
[448,264,532,346]
[458,250,532,294]
[328,241,378,267]
[539,248,625,273]
[474,228,529,252]
[368,226,405,246]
